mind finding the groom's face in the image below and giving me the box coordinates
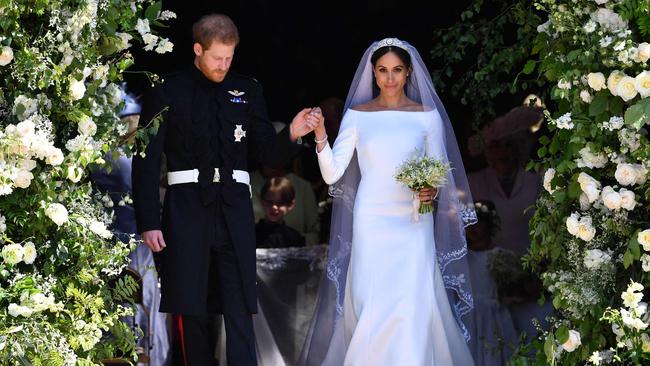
[193,40,236,82]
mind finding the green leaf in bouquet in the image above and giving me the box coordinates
[624,103,646,130]
[556,325,569,344]
[145,1,162,21]
[568,180,581,199]
[630,229,641,260]
[623,249,634,269]
[523,60,536,75]
[543,334,555,361]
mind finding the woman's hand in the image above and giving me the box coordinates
[417,187,438,205]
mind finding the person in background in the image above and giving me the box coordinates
[256,177,306,248]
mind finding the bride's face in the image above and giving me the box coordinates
[373,52,409,97]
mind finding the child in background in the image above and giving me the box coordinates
[256,177,306,248]
[466,200,519,366]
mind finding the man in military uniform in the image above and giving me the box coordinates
[132,14,321,365]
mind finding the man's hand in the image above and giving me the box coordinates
[289,108,323,141]
[141,230,167,252]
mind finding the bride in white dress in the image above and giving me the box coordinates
[299,38,477,366]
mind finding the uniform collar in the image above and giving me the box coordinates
[189,65,229,90]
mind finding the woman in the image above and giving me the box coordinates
[300,38,477,365]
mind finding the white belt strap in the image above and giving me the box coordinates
[167,168,251,196]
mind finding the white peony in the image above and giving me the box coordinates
[45,203,68,226]
[637,42,650,63]
[566,212,580,235]
[635,71,650,98]
[619,188,636,210]
[2,244,24,265]
[601,186,622,210]
[0,46,13,66]
[617,76,639,101]
[69,79,86,101]
[587,72,606,91]
[561,330,582,352]
[13,170,33,189]
[580,90,593,103]
[45,147,64,166]
[89,220,112,239]
[7,303,21,317]
[66,166,83,183]
[615,163,640,186]
[22,242,36,264]
[608,70,626,96]
[576,146,607,169]
[639,229,650,251]
[15,120,35,138]
[77,117,97,136]
[576,216,596,241]
[642,254,650,272]
[543,168,557,193]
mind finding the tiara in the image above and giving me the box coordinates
[371,38,408,53]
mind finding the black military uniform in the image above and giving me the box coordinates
[132,65,300,365]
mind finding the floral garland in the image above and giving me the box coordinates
[522,0,650,364]
[0,0,173,364]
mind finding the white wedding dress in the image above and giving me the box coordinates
[317,109,474,366]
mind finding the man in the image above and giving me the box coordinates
[132,14,320,365]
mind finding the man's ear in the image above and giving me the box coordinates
[288,199,296,211]
[193,43,203,57]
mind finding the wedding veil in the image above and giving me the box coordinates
[299,38,477,365]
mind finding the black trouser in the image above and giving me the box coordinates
[180,212,256,366]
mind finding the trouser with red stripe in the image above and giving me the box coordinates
[178,223,256,365]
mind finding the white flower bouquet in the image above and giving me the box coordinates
[394,148,451,215]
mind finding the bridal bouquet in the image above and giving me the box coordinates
[394,148,451,216]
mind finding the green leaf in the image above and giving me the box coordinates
[544,334,555,361]
[589,94,608,116]
[145,1,162,21]
[523,60,536,75]
[624,249,634,269]
[568,180,581,199]
[630,229,641,259]
[556,325,570,344]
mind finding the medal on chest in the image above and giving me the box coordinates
[234,124,247,142]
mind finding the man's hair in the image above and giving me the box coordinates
[192,14,239,49]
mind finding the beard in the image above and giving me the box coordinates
[197,59,228,82]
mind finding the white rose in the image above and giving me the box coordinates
[639,229,650,251]
[642,254,650,272]
[635,71,650,98]
[619,188,636,210]
[588,72,606,91]
[617,76,639,101]
[19,159,36,171]
[13,170,33,189]
[77,117,97,136]
[576,216,596,241]
[155,38,174,54]
[45,147,64,166]
[615,163,639,186]
[0,46,13,66]
[578,172,602,202]
[7,303,21,317]
[601,186,622,210]
[66,166,83,183]
[576,146,608,169]
[580,90,593,103]
[89,220,112,239]
[69,79,86,101]
[543,168,557,193]
[637,42,650,63]
[562,330,582,352]
[2,244,24,265]
[22,242,36,264]
[608,70,627,96]
[566,212,580,235]
[635,165,647,185]
[15,120,35,137]
[45,203,68,226]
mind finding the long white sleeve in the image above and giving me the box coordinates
[425,110,447,160]
[317,111,358,184]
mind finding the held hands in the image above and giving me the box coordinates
[289,107,324,142]
[141,230,167,252]
[417,187,438,205]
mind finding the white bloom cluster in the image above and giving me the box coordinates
[1,241,37,265]
[553,112,574,129]
[601,116,624,131]
[639,229,650,252]
[158,10,177,21]
[601,186,636,211]
[0,46,13,66]
[590,8,628,32]
[566,211,597,241]
[543,168,557,193]
[614,163,646,186]
[44,203,68,226]
[576,146,608,169]
[604,70,649,101]
[578,172,601,203]
[620,282,649,331]
[137,18,174,54]
[589,349,614,365]
[560,329,582,352]
[584,249,612,269]
[618,128,641,153]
